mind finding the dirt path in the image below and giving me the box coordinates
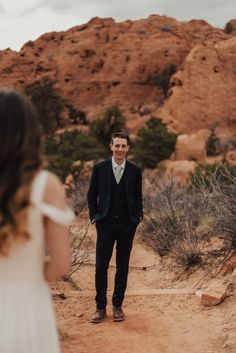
[53,231,236,353]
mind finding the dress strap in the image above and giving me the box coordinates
[30,170,48,205]
[30,170,74,226]
[35,203,74,226]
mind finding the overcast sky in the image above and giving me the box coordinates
[0,0,235,51]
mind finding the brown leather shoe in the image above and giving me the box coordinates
[90,309,106,323]
[113,307,125,322]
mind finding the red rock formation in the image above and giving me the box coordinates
[159,38,236,134]
[0,15,230,136]
[158,160,197,185]
[224,19,236,35]
[174,129,211,163]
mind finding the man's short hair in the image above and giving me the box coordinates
[110,132,130,145]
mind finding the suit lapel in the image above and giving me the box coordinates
[104,159,112,192]
[124,161,132,192]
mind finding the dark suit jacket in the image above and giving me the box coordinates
[87,159,143,225]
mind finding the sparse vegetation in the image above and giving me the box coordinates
[65,103,88,125]
[24,78,129,182]
[25,77,64,134]
[90,106,126,157]
[206,131,236,157]
[64,218,89,281]
[132,117,177,169]
[189,162,236,190]
[142,178,210,268]
[25,78,104,181]
[45,130,102,181]
[142,163,236,269]
[192,163,236,253]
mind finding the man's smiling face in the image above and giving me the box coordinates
[110,137,129,164]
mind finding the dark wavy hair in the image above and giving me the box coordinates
[0,90,42,255]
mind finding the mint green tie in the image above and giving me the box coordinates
[115,165,122,183]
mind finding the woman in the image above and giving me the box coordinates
[0,90,73,353]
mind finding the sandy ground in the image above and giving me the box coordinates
[52,227,236,353]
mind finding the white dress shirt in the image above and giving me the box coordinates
[112,157,126,184]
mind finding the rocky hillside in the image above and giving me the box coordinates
[0,15,233,133]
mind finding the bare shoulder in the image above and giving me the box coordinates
[43,172,66,209]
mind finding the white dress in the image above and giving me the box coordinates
[0,171,74,353]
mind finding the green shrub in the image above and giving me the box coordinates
[65,103,88,125]
[25,78,96,180]
[45,130,102,180]
[25,77,64,135]
[90,106,126,156]
[132,117,177,168]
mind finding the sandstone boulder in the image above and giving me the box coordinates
[201,287,227,306]
[226,150,236,164]
[224,19,236,35]
[158,160,197,185]
[201,280,228,306]
[158,37,236,134]
[174,129,211,162]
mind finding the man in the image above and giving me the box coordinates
[87,132,143,323]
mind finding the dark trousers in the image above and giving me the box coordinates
[95,220,137,309]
